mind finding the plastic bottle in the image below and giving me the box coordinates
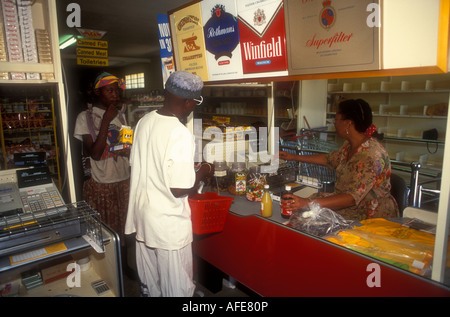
[261,184,272,218]
[281,185,293,219]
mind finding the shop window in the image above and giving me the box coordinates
[125,73,145,89]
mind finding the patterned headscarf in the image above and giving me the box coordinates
[94,72,126,89]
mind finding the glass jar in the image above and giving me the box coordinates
[211,160,229,193]
[228,162,247,195]
[246,165,267,202]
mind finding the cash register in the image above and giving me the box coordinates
[0,152,65,217]
[0,153,88,258]
[0,154,123,297]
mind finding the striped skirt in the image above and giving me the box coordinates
[83,177,130,244]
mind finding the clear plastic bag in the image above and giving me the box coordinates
[286,202,352,237]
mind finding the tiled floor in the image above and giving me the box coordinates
[122,269,255,297]
[121,237,258,297]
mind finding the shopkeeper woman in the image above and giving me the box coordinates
[279,99,399,221]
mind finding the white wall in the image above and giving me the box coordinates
[383,0,440,69]
[297,80,328,130]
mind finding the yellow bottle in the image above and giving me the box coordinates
[261,184,272,218]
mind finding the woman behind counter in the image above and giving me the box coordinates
[279,99,399,221]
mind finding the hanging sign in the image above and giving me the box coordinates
[201,0,243,81]
[284,0,380,75]
[77,28,107,39]
[157,14,175,84]
[76,39,108,66]
[76,57,109,66]
[76,47,108,58]
[171,2,209,81]
[76,38,108,49]
[237,0,288,75]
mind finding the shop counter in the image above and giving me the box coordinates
[193,192,450,297]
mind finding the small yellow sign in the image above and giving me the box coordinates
[212,116,231,123]
[76,47,108,58]
[77,57,109,66]
[77,38,108,49]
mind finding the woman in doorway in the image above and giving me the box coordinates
[74,72,130,242]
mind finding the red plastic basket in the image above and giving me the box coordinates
[188,192,234,235]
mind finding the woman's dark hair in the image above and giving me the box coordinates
[338,99,373,133]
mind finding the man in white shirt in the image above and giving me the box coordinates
[125,71,213,297]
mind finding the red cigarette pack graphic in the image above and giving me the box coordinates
[237,0,287,74]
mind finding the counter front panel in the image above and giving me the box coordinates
[193,193,450,297]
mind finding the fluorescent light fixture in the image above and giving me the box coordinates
[59,36,77,49]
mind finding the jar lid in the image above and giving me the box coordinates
[231,162,246,171]
[214,160,228,169]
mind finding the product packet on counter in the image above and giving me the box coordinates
[326,228,434,276]
[325,218,450,276]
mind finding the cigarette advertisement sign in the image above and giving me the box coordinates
[169,0,379,80]
[237,0,288,74]
[171,3,209,81]
[285,0,380,75]
[157,14,175,84]
[201,0,243,81]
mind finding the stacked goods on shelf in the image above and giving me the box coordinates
[1,96,56,169]
[1,0,25,79]
[17,0,39,80]
[1,100,50,129]
[0,0,54,80]
[35,29,53,80]
[1,97,50,128]
[0,4,7,79]
[202,117,253,142]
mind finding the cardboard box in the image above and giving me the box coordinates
[41,260,74,284]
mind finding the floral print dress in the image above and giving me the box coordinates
[317,138,399,221]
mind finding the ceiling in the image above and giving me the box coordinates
[56,0,189,67]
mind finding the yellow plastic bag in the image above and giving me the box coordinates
[355,218,435,247]
[327,228,433,275]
